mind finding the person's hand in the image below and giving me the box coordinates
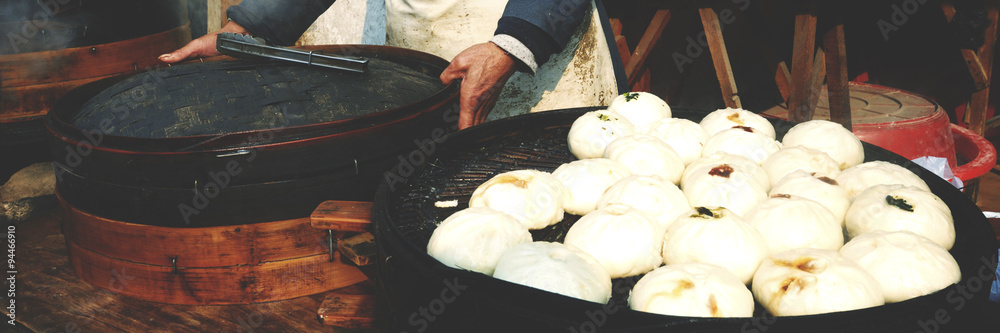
[440,42,517,130]
[159,20,248,63]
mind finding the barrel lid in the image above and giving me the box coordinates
[68,55,446,139]
[765,82,939,124]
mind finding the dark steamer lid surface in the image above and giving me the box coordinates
[46,45,459,227]
[70,57,444,139]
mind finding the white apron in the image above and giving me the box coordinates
[298,0,618,120]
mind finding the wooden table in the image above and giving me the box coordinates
[3,208,377,332]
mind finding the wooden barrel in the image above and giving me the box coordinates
[1,0,191,146]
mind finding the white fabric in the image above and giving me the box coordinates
[493,5,618,119]
[298,0,386,45]
[298,0,618,119]
[490,34,538,72]
[385,0,507,61]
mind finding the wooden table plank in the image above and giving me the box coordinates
[339,232,377,267]
[318,294,377,329]
[311,200,373,232]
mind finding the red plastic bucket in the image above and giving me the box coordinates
[775,82,996,184]
[852,106,958,169]
[951,123,997,183]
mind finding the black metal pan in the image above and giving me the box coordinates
[373,106,998,332]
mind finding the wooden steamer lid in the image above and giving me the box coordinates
[48,45,456,227]
[48,45,458,304]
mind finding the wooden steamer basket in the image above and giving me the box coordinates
[45,45,459,304]
[372,107,998,332]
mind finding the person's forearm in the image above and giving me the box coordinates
[227,0,337,46]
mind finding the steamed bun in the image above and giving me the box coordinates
[427,207,532,275]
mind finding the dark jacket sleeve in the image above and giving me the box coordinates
[495,0,590,66]
[226,0,337,46]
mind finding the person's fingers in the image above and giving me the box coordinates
[457,84,477,129]
[158,42,198,63]
[457,81,488,130]
[463,77,508,128]
[159,35,220,64]
[457,84,501,129]
[458,112,474,129]
[159,21,245,64]
[448,42,516,129]
[440,61,466,85]
[473,93,498,126]
[445,56,474,128]
[475,104,490,125]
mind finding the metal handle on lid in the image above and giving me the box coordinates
[216,32,369,73]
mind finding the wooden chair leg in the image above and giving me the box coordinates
[699,7,742,109]
[942,2,991,92]
[787,9,818,122]
[626,9,671,91]
[772,58,794,105]
[823,22,851,130]
[810,46,827,114]
[611,18,626,57]
[610,18,635,87]
[968,2,999,136]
